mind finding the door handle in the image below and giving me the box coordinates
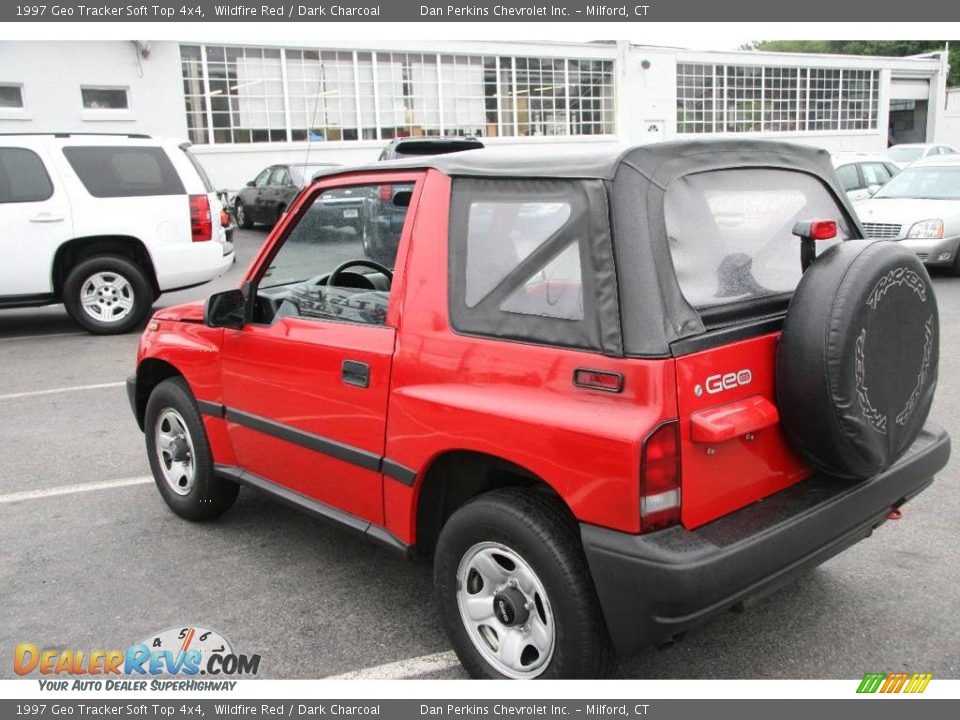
[341,360,370,388]
[30,213,64,223]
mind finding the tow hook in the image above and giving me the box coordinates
[886,507,903,521]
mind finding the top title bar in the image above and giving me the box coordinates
[5,0,960,22]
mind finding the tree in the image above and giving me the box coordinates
[742,41,959,86]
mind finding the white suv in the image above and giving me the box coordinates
[0,134,234,334]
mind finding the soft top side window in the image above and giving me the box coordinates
[663,168,851,313]
[449,178,619,354]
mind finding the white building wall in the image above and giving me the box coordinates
[0,41,186,139]
[0,40,949,191]
[941,88,960,147]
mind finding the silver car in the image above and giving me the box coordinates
[855,154,960,274]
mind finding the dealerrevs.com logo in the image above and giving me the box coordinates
[14,626,261,691]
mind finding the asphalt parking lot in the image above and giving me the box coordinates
[1,227,958,680]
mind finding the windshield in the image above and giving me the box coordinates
[872,167,960,200]
[887,147,925,163]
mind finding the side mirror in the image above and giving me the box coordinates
[246,180,256,187]
[393,190,413,208]
[205,289,246,329]
[867,184,882,196]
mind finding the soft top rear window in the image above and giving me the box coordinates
[664,168,850,314]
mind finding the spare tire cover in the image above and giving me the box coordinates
[777,240,938,479]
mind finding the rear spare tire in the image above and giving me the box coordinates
[777,240,938,479]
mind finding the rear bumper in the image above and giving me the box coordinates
[581,423,950,656]
[152,241,234,292]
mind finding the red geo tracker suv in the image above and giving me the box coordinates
[128,140,949,679]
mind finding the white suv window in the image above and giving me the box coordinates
[0,148,53,204]
[62,146,185,198]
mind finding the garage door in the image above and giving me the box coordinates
[890,78,930,101]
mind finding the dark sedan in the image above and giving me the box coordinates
[234,162,338,229]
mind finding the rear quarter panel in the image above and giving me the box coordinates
[384,171,676,542]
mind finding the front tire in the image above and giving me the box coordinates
[145,377,238,521]
[434,487,612,679]
[62,255,153,335]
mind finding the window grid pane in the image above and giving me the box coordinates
[675,62,879,135]
[180,45,615,145]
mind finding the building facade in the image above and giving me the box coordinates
[0,40,951,189]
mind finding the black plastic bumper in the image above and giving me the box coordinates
[581,423,950,656]
[125,374,139,427]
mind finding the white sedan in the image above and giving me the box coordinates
[855,154,960,275]
[887,143,957,169]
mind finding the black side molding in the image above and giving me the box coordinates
[195,399,225,418]
[382,459,417,486]
[225,407,381,472]
[198,402,418,486]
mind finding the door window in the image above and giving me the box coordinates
[254,182,412,326]
[862,163,892,187]
[835,164,861,192]
[270,168,290,186]
[0,147,54,204]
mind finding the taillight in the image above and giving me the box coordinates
[189,194,212,242]
[220,209,229,227]
[640,421,681,532]
[378,184,393,202]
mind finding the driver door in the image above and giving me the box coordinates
[218,172,423,524]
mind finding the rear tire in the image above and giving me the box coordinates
[145,377,238,521]
[434,487,612,679]
[235,200,253,229]
[62,255,153,335]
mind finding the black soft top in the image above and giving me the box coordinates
[328,138,839,183]
[322,140,860,357]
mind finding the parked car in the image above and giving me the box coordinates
[378,136,484,161]
[0,133,232,334]
[832,153,900,201]
[128,141,948,679]
[887,143,957,169]
[855,153,960,273]
[234,162,338,229]
[364,137,484,264]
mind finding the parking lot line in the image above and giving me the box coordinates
[0,381,125,401]
[0,475,152,505]
[0,332,86,342]
[323,650,461,680]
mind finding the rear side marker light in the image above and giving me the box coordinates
[793,219,837,241]
[792,219,838,271]
[189,194,212,242]
[640,421,681,533]
[573,369,624,393]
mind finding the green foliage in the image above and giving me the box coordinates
[742,41,959,86]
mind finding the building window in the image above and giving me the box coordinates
[724,65,763,132]
[0,84,24,109]
[180,45,615,145]
[81,86,129,110]
[677,63,879,134]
